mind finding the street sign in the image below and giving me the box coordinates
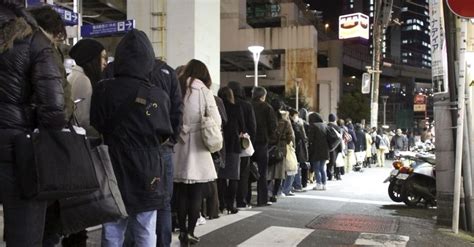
[51,5,78,26]
[414,104,427,112]
[446,0,474,18]
[338,13,369,40]
[361,73,370,94]
[81,20,135,38]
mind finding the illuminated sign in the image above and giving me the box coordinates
[339,13,369,40]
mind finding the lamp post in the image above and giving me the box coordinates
[324,23,329,33]
[381,96,389,126]
[248,45,264,87]
[294,78,302,111]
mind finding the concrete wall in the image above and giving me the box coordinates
[167,0,221,93]
[317,67,340,121]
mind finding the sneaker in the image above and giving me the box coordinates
[293,188,305,192]
[322,185,326,190]
[269,196,277,203]
[313,184,321,190]
[196,215,206,226]
[237,204,252,210]
[280,193,287,197]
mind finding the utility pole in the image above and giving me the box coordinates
[370,0,393,128]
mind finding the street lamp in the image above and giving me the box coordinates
[324,23,329,33]
[294,78,302,111]
[248,45,264,87]
[381,96,389,126]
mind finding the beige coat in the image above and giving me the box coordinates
[173,79,221,183]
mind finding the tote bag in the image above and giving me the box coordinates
[336,153,345,167]
[59,144,127,234]
[14,125,99,200]
[200,89,223,153]
[284,144,298,173]
[240,133,255,157]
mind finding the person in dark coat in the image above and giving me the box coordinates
[251,87,278,206]
[289,109,308,192]
[228,81,256,209]
[308,112,329,190]
[327,113,340,181]
[217,87,244,214]
[0,2,66,246]
[91,29,168,246]
[345,120,358,173]
[354,123,367,168]
[298,108,311,187]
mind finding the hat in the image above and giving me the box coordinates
[396,129,403,135]
[69,39,104,66]
[328,113,337,122]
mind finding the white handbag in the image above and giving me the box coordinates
[284,143,298,173]
[199,89,223,153]
[336,152,345,167]
[240,133,255,157]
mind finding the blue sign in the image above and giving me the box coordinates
[81,20,135,38]
[51,5,78,26]
[26,0,44,8]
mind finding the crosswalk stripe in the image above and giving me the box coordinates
[171,210,261,246]
[237,226,313,247]
[355,232,409,246]
[293,194,394,205]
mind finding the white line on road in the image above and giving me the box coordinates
[171,210,261,246]
[293,194,397,205]
[237,226,313,247]
[355,232,409,246]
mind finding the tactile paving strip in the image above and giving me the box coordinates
[306,214,399,234]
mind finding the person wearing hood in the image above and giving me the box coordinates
[91,29,167,246]
[227,81,256,209]
[327,113,342,180]
[288,109,308,192]
[172,59,221,245]
[268,99,294,201]
[0,2,66,246]
[345,119,358,173]
[307,112,329,190]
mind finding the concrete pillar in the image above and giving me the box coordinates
[167,0,221,93]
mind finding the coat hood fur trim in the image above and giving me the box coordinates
[0,17,32,54]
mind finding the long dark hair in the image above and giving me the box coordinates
[178,59,212,98]
[82,55,103,85]
[218,87,235,104]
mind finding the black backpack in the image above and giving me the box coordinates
[326,125,341,152]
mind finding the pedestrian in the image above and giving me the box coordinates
[298,108,311,188]
[217,87,244,214]
[354,123,367,168]
[289,109,308,192]
[364,128,374,167]
[327,113,339,180]
[91,29,172,246]
[375,128,390,167]
[228,81,256,209]
[345,119,358,173]
[391,128,408,152]
[337,119,348,175]
[251,87,278,206]
[172,59,221,245]
[268,99,294,202]
[0,2,67,246]
[308,113,329,190]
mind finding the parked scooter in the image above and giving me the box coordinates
[400,152,436,207]
[383,151,417,202]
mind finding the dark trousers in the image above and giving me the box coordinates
[236,157,251,207]
[253,144,269,205]
[301,165,309,188]
[0,162,47,247]
[327,151,336,180]
[175,183,204,235]
[201,181,219,219]
[217,179,238,211]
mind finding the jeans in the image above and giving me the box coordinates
[282,174,295,194]
[156,144,173,247]
[102,210,157,247]
[0,162,48,247]
[310,160,327,185]
[292,166,303,190]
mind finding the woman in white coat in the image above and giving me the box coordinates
[173,59,222,245]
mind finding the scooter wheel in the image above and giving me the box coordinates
[401,179,422,207]
[388,181,403,202]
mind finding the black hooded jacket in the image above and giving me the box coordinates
[307,112,330,161]
[0,5,66,162]
[91,30,168,214]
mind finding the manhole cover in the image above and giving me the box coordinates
[306,214,399,234]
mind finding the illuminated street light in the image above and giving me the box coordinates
[248,45,264,87]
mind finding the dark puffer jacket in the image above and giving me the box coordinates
[0,7,66,162]
[307,112,329,161]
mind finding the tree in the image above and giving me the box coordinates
[337,91,370,123]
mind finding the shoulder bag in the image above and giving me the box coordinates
[199,88,223,153]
